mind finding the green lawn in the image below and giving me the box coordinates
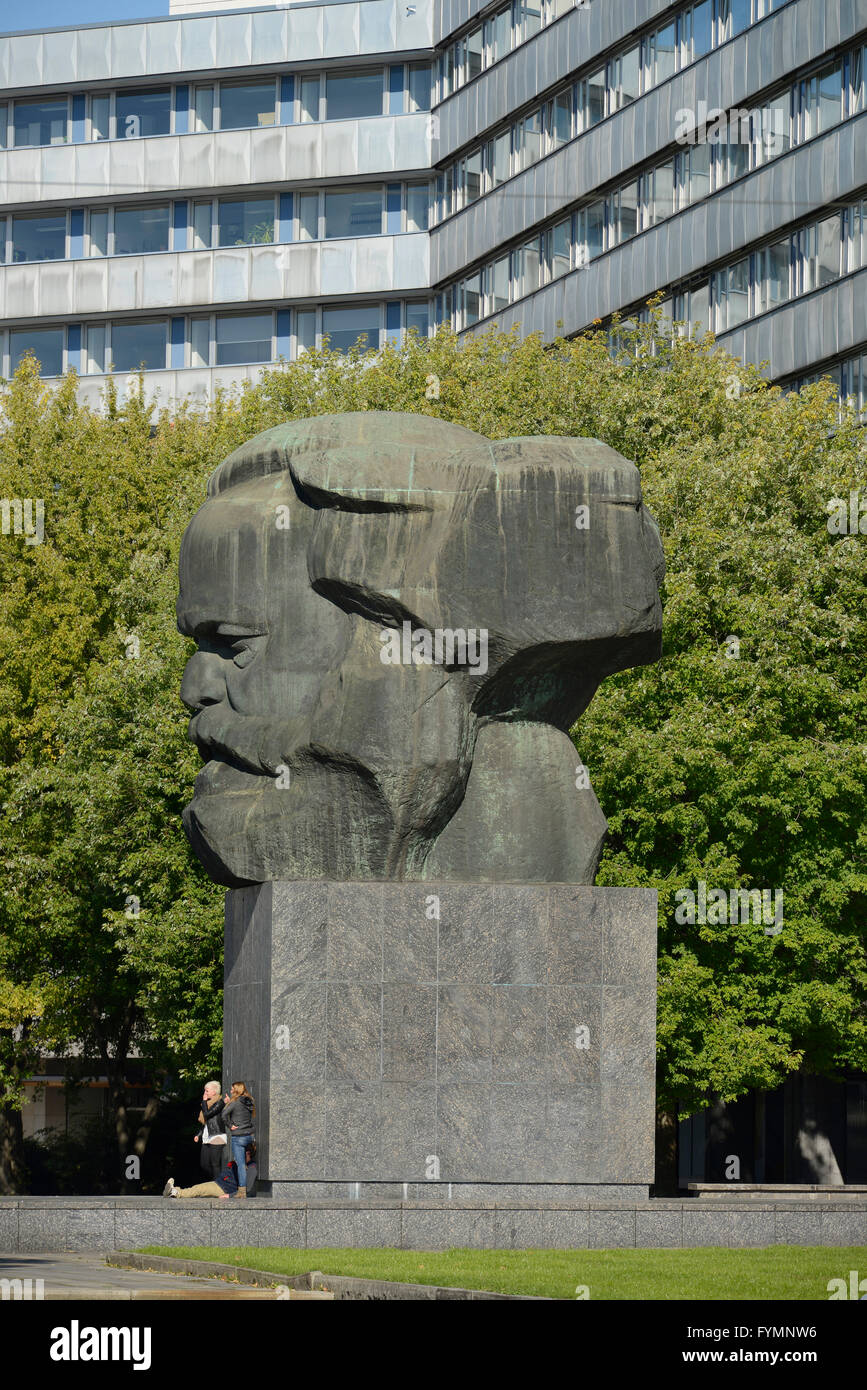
[139,1245,867,1300]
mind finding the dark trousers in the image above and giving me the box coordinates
[200,1141,227,1180]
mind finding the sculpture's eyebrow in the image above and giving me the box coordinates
[188,619,267,641]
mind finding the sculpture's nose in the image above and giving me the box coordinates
[181,651,228,713]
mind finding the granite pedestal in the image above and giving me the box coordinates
[223,883,657,1203]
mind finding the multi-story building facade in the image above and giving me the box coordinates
[0,0,864,408]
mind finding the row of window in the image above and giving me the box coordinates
[3,302,433,379]
[436,46,867,327]
[434,0,792,222]
[0,185,431,265]
[437,0,580,99]
[0,65,432,149]
[792,352,867,421]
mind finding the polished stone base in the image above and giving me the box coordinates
[3,1197,866,1252]
[224,882,657,1190]
[262,1182,651,1202]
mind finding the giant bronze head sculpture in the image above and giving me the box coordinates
[177,412,664,886]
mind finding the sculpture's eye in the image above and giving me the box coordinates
[230,639,259,669]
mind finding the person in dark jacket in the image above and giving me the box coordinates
[193,1079,227,1181]
[222,1082,255,1194]
[163,1160,240,1199]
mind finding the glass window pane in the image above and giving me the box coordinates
[408,63,431,112]
[406,302,429,337]
[195,87,214,132]
[618,182,640,240]
[815,215,841,286]
[217,197,274,246]
[652,24,677,84]
[10,328,64,377]
[193,201,213,250]
[219,81,276,131]
[90,95,110,141]
[190,317,210,368]
[759,239,790,311]
[651,161,675,222]
[520,109,543,167]
[586,69,606,125]
[464,151,482,204]
[215,312,272,365]
[686,142,711,202]
[466,29,483,80]
[719,0,751,40]
[514,237,542,296]
[690,1,713,60]
[0,104,6,150]
[89,209,109,257]
[487,255,510,311]
[86,322,105,375]
[298,192,318,240]
[585,200,605,258]
[519,1,542,40]
[725,258,750,327]
[115,89,171,139]
[553,90,572,144]
[462,272,482,325]
[295,309,316,354]
[817,64,843,132]
[114,205,170,255]
[616,47,641,107]
[493,130,510,183]
[321,305,380,352]
[550,219,570,277]
[407,183,429,232]
[110,321,167,372]
[300,78,320,123]
[325,71,384,120]
[489,8,510,63]
[324,188,382,239]
[688,281,710,335]
[13,97,67,147]
[12,213,66,263]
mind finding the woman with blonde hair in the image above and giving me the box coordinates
[222,1081,256,1195]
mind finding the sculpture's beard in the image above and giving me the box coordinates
[183,703,476,886]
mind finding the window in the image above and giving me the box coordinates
[517,1,542,42]
[756,238,790,312]
[295,310,317,354]
[220,81,276,131]
[12,213,66,263]
[753,98,790,164]
[325,71,384,120]
[193,201,213,250]
[90,95,110,141]
[195,87,215,133]
[406,302,430,338]
[512,236,542,297]
[217,198,274,246]
[322,305,380,352]
[89,210,109,257]
[722,131,750,183]
[408,63,431,112]
[611,181,640,243]
[585,69,606,126]
[549,218,571,278]
[646,23,677,85]
[85,323,106,374]
[801,215,841,291]
[516,109,543,171]
[190,317,210,368]
[486,255,510,312]
[612,47,641,109]
[488,130,511,187]
[684,1,713,62]
[461,272,483,326]
[0,104,7,150]
[115,89,171,139]
[10,328,64,378]
[680,142,711,205]
[110,321,167,373]
[298,192,319,240]
[718,0,751,42]
[466,30,483,81]
[114,205,170,255]
[463,151,482,205]
[648,162,676,223]
[407,183,429,232]
[300,78,320,123]
[215,312,272,365]
[717,257,750,329]
[486,8,510,65]
[800,63,843,139]
[13,97,67,147]
[582,200,606,259]
[545,90,573,148]
[324,188,383,239]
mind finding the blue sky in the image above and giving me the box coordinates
[0,0,169,32]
